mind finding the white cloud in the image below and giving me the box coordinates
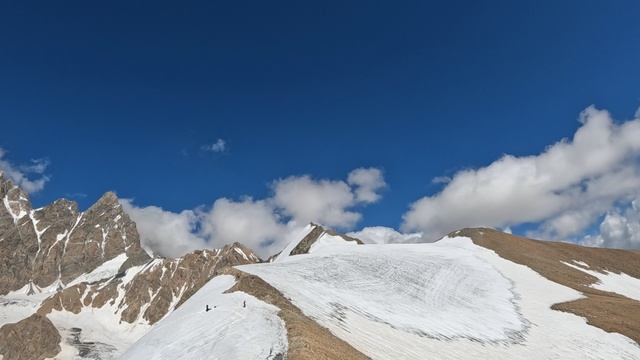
[402,106,640,246]
[122,168,386,258]
[120,199,207,258]
[201,139,226,153]
[347,226,422,244]
[0,147,50,193]
[200,198,286,256]
[582,199,640,249]
[347,167,386,203]
[19,158,49,174]
[272,175,360,228]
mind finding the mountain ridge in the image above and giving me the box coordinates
[2,174,640,359]
[0,173,151,296]
[0,176,262,360]
[451,227,640,343]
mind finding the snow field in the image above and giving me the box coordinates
[0,284,55,326]
[120,275,287,360]
[308,231,359,254]
[563,261,640,302]
[240,236,640,359]
[67,253,129,287]
[47,262,153,359]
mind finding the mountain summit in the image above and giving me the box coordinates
[0,174,150,296]
[2,176,640,360]
[0,176,261,359]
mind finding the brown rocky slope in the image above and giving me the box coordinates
[1,174,264,358]
[0,314,61,360]
[224,267,370,360]
[452,227,640,343]
[38,242,260,325]
[0,174,150,295]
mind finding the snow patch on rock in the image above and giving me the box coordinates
[563,261,640,301]
[67,253,129,287]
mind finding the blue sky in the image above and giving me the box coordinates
[1,1,640,255]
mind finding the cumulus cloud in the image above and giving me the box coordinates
[200,198,286,255]
[201,139,227,153]
[0,147,50,193]
[402,106,640,247]
[122,167,385,258]
[347,226,422,244]
[272,175,360,228]
[120,199,207,257]
[582,199,640,249]
[347,167,386,203]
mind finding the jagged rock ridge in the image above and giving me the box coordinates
[289,223,363,256]
[0,173,150,296]
[38,242,260,325]
[0,174,263,359]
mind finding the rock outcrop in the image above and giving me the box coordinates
[289,223,363,256]
[0,174,151,295]
[225,268,370,360]
[0,314,61,360]
[452,227,640,343]
[38,242,260,326]
[0,174,268,358]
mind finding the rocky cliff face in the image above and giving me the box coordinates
[38,242,260,326]
[29,243,260,358]
[0,174,263,359]
[0,314,61,360]
[270,223,364,263]
[0,174,151,295]
[289,223,363,256]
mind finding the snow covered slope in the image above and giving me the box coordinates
[0,283,59,327]
[47,261,153,359]
[274,223,361,262]
[240,236,640,359]
[33,243,260,359]
[120,274,287,360]
[0,254,129,330]
[564,261,640,302]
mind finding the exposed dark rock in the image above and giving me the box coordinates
[39,243,261,325]
[0,175,150,295]
[0,314,61,360]
[289,223,363,256]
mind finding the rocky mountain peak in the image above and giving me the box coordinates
[0,177,150,295]
[0,171,14,191]
[38,241,261,331]
[93,191,119,206]
[0,175,31,218]
[294,223,362,254]
[268,223,363,262]
[46,198,79,217]
[0,177,269,359]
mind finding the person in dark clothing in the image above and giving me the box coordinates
[206,305,211,312]
[243,300,246,308]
